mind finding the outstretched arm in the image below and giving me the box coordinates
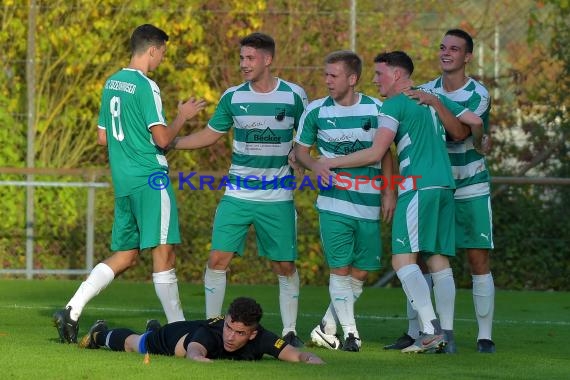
[173,127,224,150]
[151,98,207,150]
[277,345,325,364]
[185,342,213,363]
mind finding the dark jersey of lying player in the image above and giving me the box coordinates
[144,316,288,360]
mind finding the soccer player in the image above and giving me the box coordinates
[173,33,308,346]
[385,29,495,353]
[53,24,206,344]
[294,50,396,352]
[315,51,483,353]
[78,297,324,364]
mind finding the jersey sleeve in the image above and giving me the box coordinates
[293,87,309,130]
[378,97,402,133]
[295,107,318,147]
[140,80,167,129]
[208,91,235,133]
[256,329,288,359]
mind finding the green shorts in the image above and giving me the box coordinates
[392,188,455,256]
[319,212,382,271]
[455,194,494,249]
[211,196,297,261]
[111,183,180,251]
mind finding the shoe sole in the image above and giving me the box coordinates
[402,341,446,354]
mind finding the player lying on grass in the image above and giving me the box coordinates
[78,297,324,364]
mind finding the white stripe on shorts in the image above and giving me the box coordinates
[406,192,420,252]
[160,188,170,244]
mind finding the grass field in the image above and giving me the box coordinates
[1,279,569,379]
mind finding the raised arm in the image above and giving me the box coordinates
[277,345,324,364]
[173,127,224,150]
[185,341,212,363]
[151,98,206,150]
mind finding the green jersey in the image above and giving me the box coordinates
[296,94,384,221]
[421,77,491,199]
[208,78,307,202]
[381,93,464,195]
[97,68,169,197]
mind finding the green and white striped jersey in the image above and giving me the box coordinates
[208,78,307,202]
[97,68,169,197]
[381,93,463,194]
[421,77,491,199]
[295,94,383,221]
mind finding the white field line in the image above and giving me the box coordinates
[2,304,569,326]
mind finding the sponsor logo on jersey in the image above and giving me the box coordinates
[333,139,365,155]
[246,128,281,144]
[274,338,285,349]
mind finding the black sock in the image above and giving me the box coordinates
[102,328,136,351]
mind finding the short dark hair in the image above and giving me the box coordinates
[130,24,169,55]
[227,297,263,328]
[374,51,414,76]
[240,32,276,57]
[325,50,362,81]
[445,28,474,53]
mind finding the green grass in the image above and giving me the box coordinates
[0,279,569,379]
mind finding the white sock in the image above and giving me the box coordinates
[329,274,357,338]
[431,268,456,331]
[407,273,432,339]
[396,264,437,334]
[350,276,364,301]
[321,305,339,335]
[473,273,495,340]
[204,266,227,319]
[66,263,115,321]
[278,270,300,336]
[153,268,185,323]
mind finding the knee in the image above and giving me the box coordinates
[273,261,296,276]
[208,251,233,270]
[468,250,490,274]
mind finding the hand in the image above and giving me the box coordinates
[288,149,305,177]
[404,89,437,106]
[381,189,396,223]
[178,97,207,120]
[313,157,336,187]
[305,355,325,365]
[473,134,491,156]
[480,134,492,155]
